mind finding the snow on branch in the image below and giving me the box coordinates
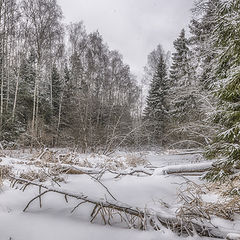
[10,176,224,238]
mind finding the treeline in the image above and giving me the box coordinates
[143,1,220,148]
[144,0,240,180]
[1,0,240,172]
[0,0,141,151]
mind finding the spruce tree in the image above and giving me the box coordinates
[189,0,220,89]
[205,0,240,181]
[51,64,62,115]
[169,29,197,124]
[61,64,75,129]
[170,29,192,86]
[144,50,169,145]
[18,50,36,126]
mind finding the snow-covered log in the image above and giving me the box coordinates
[28,159,214,178]
[227,233,240,240]
[153,162,214,175]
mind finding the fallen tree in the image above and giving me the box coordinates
[10,176,224,238]
[153,162,214,175]
[14,159,214,179]
[11,148,214,178]
[62,162,214,178]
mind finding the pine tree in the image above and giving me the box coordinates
[205,0,240,181]
[144,49,169,145]
[189,0,220,89]
[169,29,197,124]
[18,50,36,126]
[170,29,192,86]
[61,63,74,128]
[51,64,62,115]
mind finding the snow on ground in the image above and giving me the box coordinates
[0,180,179,240]
[0,150,238,239]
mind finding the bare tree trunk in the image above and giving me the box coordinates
[56,91,63,145]
[31,81,37,134]
[0,63,4,130]
[31,63,39,150]
[0,0,6,131]
[35,83,39,134]
[5,20,12,113]
[12,58,20,121]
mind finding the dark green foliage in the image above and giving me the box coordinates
[61,64,75,129]
[189,0,220,89]
[169,29,198,124]
[144,49,169,145]
[205,0,240,181]
[51,64,62,115]
[170,29,191,86]
[18,50,36,125]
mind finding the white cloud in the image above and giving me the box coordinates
[57,0,194,79]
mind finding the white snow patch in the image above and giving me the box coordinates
[0,150,237,240]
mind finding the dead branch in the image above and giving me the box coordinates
[10,176,224,238]
[113,169,152,178]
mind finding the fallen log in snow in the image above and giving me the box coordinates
[169,150,204,155]
[227,233,240,240]
[52,164,153,179]
[16,153,215,178]
[10,176,224,238]
[29,161,214,178]
[153,162,214,176]
[58,162,213,178]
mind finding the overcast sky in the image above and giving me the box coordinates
[57,0,194,79]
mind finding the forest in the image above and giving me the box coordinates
[0,0,240,239]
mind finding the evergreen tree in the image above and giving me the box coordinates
[205,0,240,181]
[189,0,220,89]
[169,29,197,124]
[18,50,36,126]
[144,49,169,145]
[51,64,62,115]
[170,29,192,86]
[61,63,74,129]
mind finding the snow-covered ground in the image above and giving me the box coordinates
[0,150,239,240]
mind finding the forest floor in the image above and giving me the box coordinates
[0,149,239,240]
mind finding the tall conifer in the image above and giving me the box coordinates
[205,0,240,181]
[144,49,169,145]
